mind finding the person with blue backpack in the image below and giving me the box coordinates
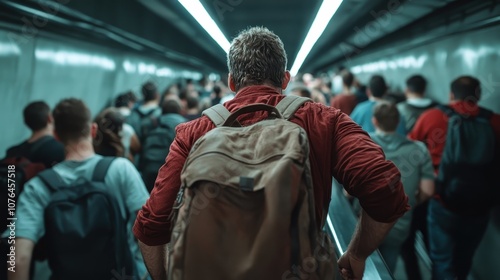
[7,98,150,280]
[410,76,500,280]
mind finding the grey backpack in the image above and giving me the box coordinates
[167,96,336,280]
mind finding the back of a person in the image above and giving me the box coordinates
[370,133,424,233]
[331,93,358,115]
[351,100,376,132]
[171,86,404,225]
[134,27,409,280]
[397,100,436,132]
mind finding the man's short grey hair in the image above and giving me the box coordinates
[228,26,287,91]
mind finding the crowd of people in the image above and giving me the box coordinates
[1,26,499,280]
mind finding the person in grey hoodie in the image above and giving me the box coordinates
[370,101,435,272]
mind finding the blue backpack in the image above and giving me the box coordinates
[437,105,496,214]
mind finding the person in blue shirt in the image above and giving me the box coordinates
[351,75,407,135]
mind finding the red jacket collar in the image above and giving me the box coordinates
[234,85,282,99]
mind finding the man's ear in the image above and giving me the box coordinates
[282,71,291,90]
[90,123,98,139]
[449,92,455,102]
[228,73,236,92]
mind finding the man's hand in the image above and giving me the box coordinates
[338,251,365,280]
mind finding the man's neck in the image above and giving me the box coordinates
[186,109,199,115]
[28,127,52,143]
[406,92,424,100]
[143,100,158,107]
[375,128,395,135]
[64,139,95,161]
[369,97,384,102]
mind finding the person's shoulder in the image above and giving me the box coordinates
[4,141,26,157]
[417,107,444,120]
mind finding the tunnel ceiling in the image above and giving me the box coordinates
[0,0,470,74]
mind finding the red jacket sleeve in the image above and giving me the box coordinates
[331,113,409,223]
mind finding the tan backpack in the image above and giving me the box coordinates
[167,96,337,280]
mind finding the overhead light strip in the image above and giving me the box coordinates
[178,0,231,54]
[290,0,343,76]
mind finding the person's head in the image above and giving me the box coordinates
[95,108,124,136]
[372,101,400,133]
[23,101,51,132]
[114,91,134,108]
[368,75,387,98]
[406,75,427,96]
[290,87,311,98]
[213,85,222,97]
[93,108,125,157]
[141,81,159,102]
[52,98,93,145]
[186,96,199,112]
[341,70,354,89]
[227,26,290,92]
[162,98,182,115]
[450,76,481,102]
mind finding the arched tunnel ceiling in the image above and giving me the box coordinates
[1,0,487,74]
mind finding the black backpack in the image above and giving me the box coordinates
[139,121,176,192]
[127,108,158,141]
[437,105,496,214]
[37,157,135,280]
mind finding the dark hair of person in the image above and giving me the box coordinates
[23,101,50,131]
[341,70,354,88]
[373,101,400,132]
[114,91,134,108]
[141,81,158,102]
[186,96,199,110]
[406,75,427,95]
[162,99,182,115]
[52,98,92,144]
[93,107,125,157]
[228,26,287,91]
[213,85,222,97]
[369,75,387,98]
[451,76,481,102]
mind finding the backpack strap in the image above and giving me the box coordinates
[202,104,231,127]
[276,96,312,120]
[38,169,65,193]
[92,157,116,182]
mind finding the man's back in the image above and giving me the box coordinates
[330,93,357,115]
[134,85,409,246]
[370,133,434,235]
[13,155,149,262]
[5,136,64,168]
[410,101,500,170]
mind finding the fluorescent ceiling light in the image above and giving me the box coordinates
[290,0,343,76]
[178,0,231,54]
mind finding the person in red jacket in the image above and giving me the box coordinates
[133,26,409,280]
[409,76,500,280]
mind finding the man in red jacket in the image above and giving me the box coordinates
[410,76,500,280]
[133,26,409,280]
